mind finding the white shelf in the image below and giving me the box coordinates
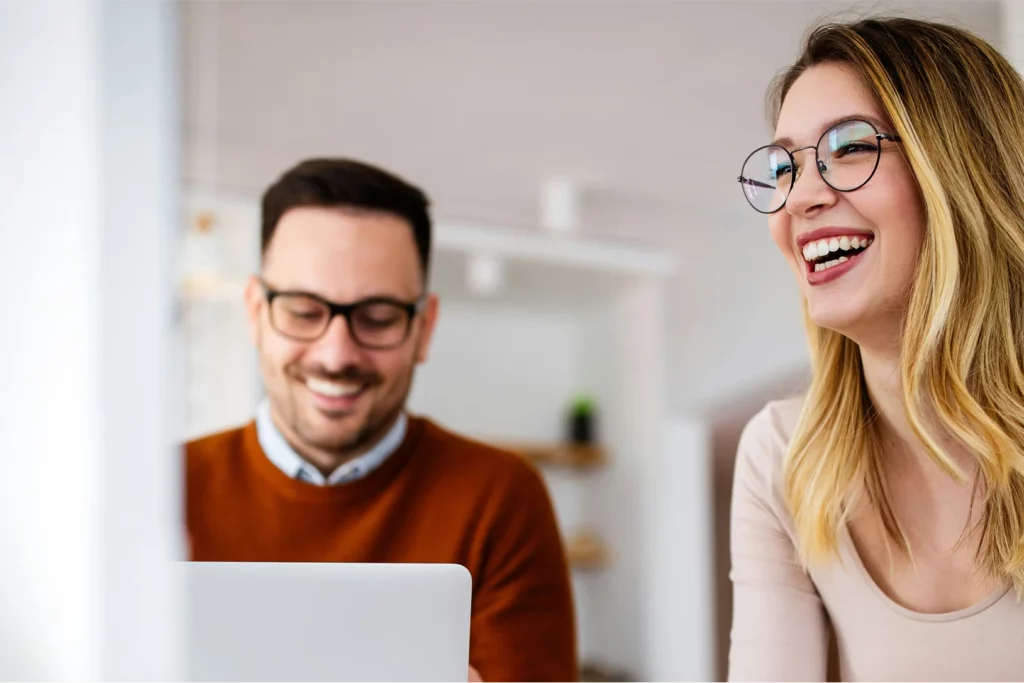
[436,221,674,277]
[181,186,675,279]
[176,197,676,308]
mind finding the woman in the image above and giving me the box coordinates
[731,17,1024,681]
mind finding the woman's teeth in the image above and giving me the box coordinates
[814,257,848,272]
[803,235,873,272]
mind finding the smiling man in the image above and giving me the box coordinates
[185,158,577,682]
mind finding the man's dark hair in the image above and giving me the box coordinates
[261,158,432,278]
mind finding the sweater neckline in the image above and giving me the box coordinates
[241,417,428,504]
[840,523,1011,623]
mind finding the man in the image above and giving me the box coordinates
[186,158,578,682]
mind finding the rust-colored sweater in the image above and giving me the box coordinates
[186,415,578,682]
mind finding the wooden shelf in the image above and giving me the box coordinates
[566,530,610,571]
[180,274,247,303]
[581,663,634,683]
[580,661,633,682]
[501,442,606,469]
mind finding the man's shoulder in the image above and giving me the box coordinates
[411,416,559,534]
[412,416,546,490]
[185,422,256,470]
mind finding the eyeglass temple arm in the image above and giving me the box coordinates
[737,176,776,190]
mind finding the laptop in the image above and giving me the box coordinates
[179,562,472,682]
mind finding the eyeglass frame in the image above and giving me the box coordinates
[737,118,902,214]
[259,278,428,349]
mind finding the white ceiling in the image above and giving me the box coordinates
[182,0,1001,232]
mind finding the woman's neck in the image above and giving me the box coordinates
[859,344,913,445]
[859,342,974,479]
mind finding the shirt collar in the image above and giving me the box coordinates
[255,398,407,486]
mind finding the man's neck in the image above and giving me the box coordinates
[268,405,404,478]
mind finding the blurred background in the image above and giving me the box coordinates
[1,0,1010,680]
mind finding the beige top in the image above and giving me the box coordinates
[729,397,1024,682]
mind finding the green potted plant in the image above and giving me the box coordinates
[568,394,597,444]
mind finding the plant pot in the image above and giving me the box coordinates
[570,411,594,444]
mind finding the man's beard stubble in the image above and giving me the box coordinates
[284,361,413,458]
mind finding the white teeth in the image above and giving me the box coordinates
[306,377,363,398]
[802,234,875,262]
[814,257,852,273]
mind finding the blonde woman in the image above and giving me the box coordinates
[731,17,1024,681]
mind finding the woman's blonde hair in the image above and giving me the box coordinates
[769,17,1024,591]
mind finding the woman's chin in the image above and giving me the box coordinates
[806,302,864,337]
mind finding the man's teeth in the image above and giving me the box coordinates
[306,378,364,398]
[802,235,873,262]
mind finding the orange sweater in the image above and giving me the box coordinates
[186,415,578,682]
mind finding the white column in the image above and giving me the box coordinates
[642,417,715,681]
[0,1,183,680]
[619,277,715,681]
[1002,0,1024,74]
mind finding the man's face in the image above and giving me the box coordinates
[245,206,438,459]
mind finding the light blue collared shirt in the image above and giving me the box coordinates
[255,398,407,486]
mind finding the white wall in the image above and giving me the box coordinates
[1002,0,1024,72]
[0,1,182,679]
[407,303,581,442]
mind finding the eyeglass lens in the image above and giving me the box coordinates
[269,294,414,348]
[739,120,886,213]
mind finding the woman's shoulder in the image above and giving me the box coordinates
[742,395,804,446]
[735,395,804,494]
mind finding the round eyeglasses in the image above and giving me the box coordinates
[261,279,426,350]
[737,118,902,214]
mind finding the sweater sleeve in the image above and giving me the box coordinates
[469,460,578,682]
[728,406,829,682]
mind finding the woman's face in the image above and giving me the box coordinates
[769,63,926,348]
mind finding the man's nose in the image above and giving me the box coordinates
[307,314,365,372]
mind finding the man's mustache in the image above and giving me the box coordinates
[290,364,381,385]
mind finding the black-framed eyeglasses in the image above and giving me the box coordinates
[737,118,902,214]
[260,279,426,350]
